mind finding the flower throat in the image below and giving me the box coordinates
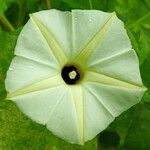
[61,65,80,85]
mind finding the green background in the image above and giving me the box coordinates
[0,0,150,150]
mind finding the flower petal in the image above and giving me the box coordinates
[88,49,143,85]
[5,9,147,145]
[83,86,114,141]
[72,10,115,63]
[10,86,65,124]
[71,10,112,57]
[7,74,63,99]
[30,12,68,67]
[46,86,80,144]
[70,85,84,145]
[83,82,145,117]
[10,85,81,144]
[34,9,72,59]
[87,12,132,65]
[15,19,59,69]
[84,71,146,90]
[5,56,58,93]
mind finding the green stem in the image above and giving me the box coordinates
[0,14,15,31]
[89,0,93,9]
[46,0,51,9]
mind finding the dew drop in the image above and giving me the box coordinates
[9,67,13,71]
[89,18,92,22]
[88,15,93,23]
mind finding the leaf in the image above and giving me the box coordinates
[51,0,72,11]
[0,0,17,15]
[62,0,111,10]
[143,89,150,103]
[62,0,90,9]
[140,57,150,88]
[123,103,150,150]
[51,146,58,150]
[98,102,150,150]
[0,30,19,100]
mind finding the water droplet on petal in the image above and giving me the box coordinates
[89,18,92,22]
[9,67,13,71]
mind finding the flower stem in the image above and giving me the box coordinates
[46,0,51,9]
[0,14,15,31]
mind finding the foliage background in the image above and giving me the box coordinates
[0,0,150,150]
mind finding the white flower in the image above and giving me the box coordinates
[5,9,147,145]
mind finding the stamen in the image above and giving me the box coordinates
[69,70,77,79]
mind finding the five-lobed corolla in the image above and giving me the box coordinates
[5,9,147,145]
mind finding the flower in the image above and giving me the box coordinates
[5,9,147,145]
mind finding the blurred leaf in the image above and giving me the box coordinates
[62,0,109,10]
[140,58,150,88]
[123,103,150,150]
[99,107,135,150]
[98,130,120,149]
[0,0,17,15]
[143,89,150,103]
[51,146,58,150]
[99,102,150,150]
[51,0,72,11]
[0,30,20,99]
[62,0,90,9]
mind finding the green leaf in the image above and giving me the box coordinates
[123,103,150,150]
[143,89,150,103]
[62,0,90,9]
[0,30,19,99]
[0,0,17,15]
[61,0,109,10]
[99,102,150,150]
